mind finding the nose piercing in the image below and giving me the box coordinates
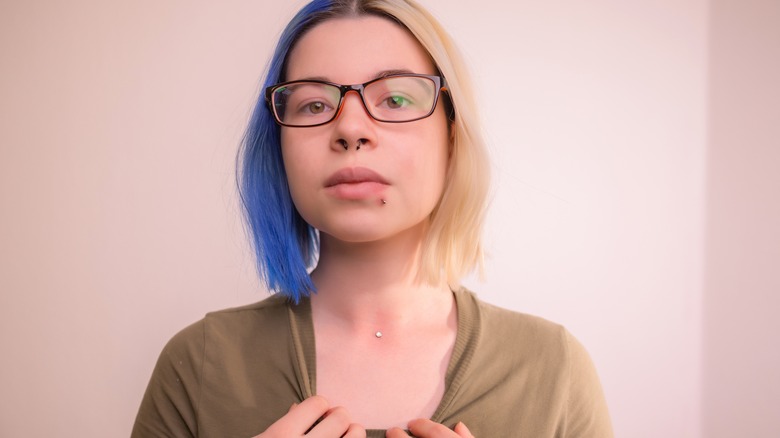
[337,139,365,150]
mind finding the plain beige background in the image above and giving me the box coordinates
[0,0,777,437]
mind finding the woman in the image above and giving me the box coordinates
[132,1,613,437]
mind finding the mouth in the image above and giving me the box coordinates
[324,167,389,187]
[324,167,389,200]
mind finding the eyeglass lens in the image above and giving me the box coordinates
[271,76,437,126]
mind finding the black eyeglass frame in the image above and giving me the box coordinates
[264,73,448,128]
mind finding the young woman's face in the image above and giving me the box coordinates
[280,16,450,244]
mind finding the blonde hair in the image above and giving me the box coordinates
[366,0,491,287]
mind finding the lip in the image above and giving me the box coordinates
[324,167,389,200]
[324,167,389,187]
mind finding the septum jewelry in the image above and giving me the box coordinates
[339,139,365,150]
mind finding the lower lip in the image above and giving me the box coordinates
[325,181,388,200]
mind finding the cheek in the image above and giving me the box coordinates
[416,142,448,182]
[423,119,452,185]
[280,131,312,209]
[280,130,313,180]
[280,135,296,191]
[398,126,450,206]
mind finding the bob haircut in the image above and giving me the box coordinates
[238,0,490,303]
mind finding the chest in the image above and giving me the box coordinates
[314,327,456,430]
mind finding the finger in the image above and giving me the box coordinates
[265,395,330,436]
[453,422,474,438]
[306,406,351,438]
[342,422,367,438]
[385,427,411,438]
[407,419,457,437]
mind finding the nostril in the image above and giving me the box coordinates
[337,139,348,150]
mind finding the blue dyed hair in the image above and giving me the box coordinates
[238,0,488,303]
[238,0,381,303]
[238,0,331,303]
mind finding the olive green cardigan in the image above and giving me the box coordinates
[132,288,612,437]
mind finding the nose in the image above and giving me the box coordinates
[330,90,376,152]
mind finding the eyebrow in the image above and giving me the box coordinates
[292,69,417,84]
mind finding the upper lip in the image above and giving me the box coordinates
[325,167,389,187]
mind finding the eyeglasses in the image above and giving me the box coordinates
[265,74,447,127]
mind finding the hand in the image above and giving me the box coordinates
[386,419,474,438]
[253,395,366,438]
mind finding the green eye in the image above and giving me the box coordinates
[386,96,409,109]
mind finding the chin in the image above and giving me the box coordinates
[319,228,392,244]
[319,219,429,247]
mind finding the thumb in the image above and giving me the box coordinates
[454,421,474,438]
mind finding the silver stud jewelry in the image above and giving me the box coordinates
[381,199,387,205]
[375,331,383,339]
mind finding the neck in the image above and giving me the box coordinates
[309,225,452,330]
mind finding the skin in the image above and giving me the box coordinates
[253,396,365,438]
[259,16,472,438]
[280,22,450,246]
[387,420,475,438]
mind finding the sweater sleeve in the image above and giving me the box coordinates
[131,320,206,438]
[562,329,614,437]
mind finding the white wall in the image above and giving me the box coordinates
[433,2,706,436]
[0,1,776,437]
[703,0,780,436]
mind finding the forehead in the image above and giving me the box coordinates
[285,16,436,83]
